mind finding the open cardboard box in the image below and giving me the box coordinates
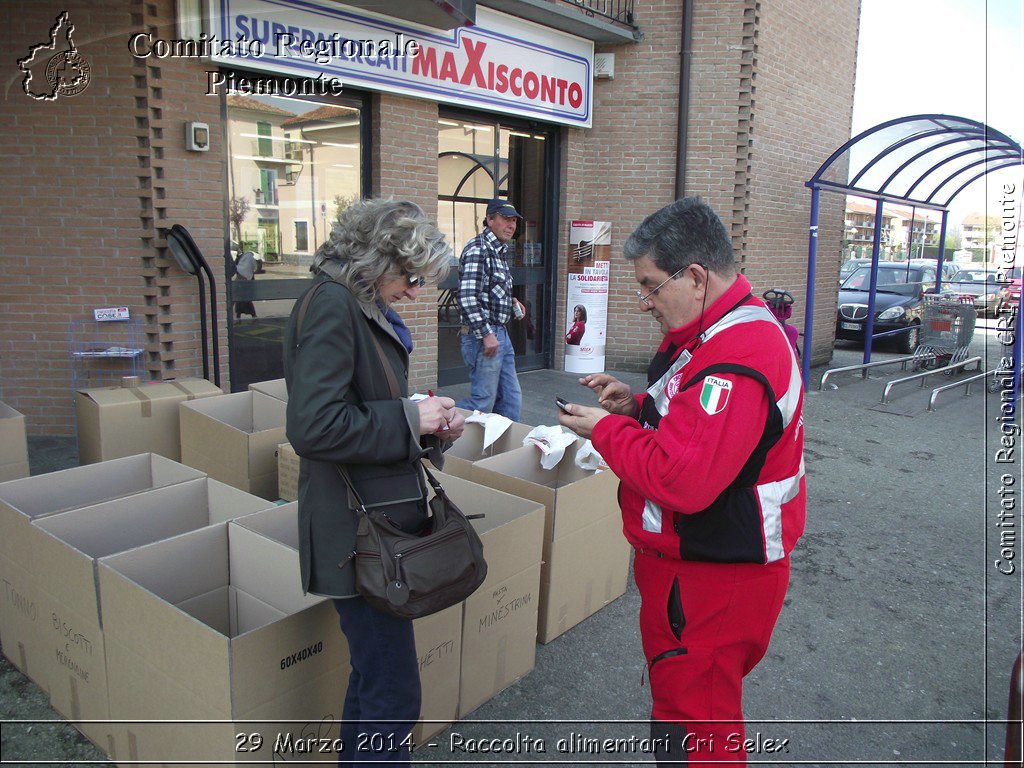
[468,440,630,643]
[277,443,300,502]
[0,454,204,687]
[30,477,275,749]
[75,378,222,464]
[248,378,288,402]
[439,411,535,479]
[430,471,545,716]
[98,522,348,767]
[233,502,467,744]
[0,401,29,481]
[180,391,287,501]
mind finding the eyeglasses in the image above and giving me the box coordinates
[406,274,425,287]
[635,266,687,306]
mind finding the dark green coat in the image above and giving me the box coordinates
[283,275,442,597]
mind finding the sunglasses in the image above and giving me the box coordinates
[406,274,425,287]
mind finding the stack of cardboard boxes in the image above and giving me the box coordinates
[0,377,631,764]
[74,378,223,465]
[180,390,288,501]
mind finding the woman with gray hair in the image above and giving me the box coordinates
[284,199,464,767]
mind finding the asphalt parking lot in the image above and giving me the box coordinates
[1,320,1021,767]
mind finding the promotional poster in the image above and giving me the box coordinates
[564,220,611,374]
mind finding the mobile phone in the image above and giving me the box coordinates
[555,396,571,413]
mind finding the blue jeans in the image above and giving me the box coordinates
[457,326,522,421]
[332,597,420,767]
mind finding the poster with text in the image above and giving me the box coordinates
[564,220,611,374]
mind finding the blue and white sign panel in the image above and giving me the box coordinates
[210,0,594,127]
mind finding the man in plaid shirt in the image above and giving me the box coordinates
[456,198,526,420]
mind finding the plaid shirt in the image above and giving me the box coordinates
[457,228,513,338]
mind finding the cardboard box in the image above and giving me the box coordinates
[99,522,348,767]
[432,472,546,715]
[277,443,300,502]
[233,502,300,548]
[234,503,465,745]
[440,414,534,479]
[75,378,223,464]
[249,378,289,402]
[0,454,204,686]
[180,391,287,501]
[31,478,275,748]
[0,401,29,481]
[468,441,630,643]
[412,603,462,744]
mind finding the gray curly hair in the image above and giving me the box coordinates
[311,198,452,303]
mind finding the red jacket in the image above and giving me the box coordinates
[591,275,805,563]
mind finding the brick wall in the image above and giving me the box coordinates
[0,0,222,436]
[138,1,230,384]
[558,0,685,373]
[562,0,860,373]
[371,92,440,392]
[744,0,860,365]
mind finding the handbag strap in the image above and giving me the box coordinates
[292,279,329,345]
[421,462,485,520]
[367,331,401,400]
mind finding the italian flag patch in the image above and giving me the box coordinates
[699,375,732,415]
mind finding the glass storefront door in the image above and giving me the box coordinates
[436,112,559,386]
[224,84,369,390]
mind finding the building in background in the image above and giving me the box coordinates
[843,196,944,261]
[961,213,1003,263]
[1,0,860,435]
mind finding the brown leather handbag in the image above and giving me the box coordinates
[338,459,487,619]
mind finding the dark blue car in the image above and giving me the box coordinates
[835,262,936,353]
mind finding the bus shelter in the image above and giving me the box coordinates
[802,114,1023,398]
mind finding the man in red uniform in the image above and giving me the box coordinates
[558,197,805,765]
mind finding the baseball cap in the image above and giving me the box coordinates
[486,198,522,218]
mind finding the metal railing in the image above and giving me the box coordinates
[818,353,932,390]
[880,356,982,404]
[560,0,637,28]
[927,368,997,411]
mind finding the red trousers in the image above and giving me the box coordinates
[633,550,790,765]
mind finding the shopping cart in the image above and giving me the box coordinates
[915,294,977,372]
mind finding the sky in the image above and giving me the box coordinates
[852,0,1023,225]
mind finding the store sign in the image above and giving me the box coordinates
[564,221,611,374]
[209,0,594,127]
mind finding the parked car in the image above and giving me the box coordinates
[909,258,960,283]
[1001,266,1022,311]
[944,268,1002,316]
[839,258,872,284]
[835,262,936,353]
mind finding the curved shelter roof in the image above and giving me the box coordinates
[809,114,1022,209]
